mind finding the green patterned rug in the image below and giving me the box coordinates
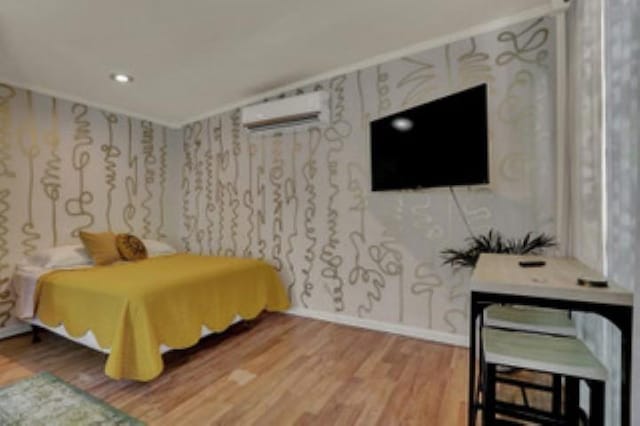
[0,372,144,425]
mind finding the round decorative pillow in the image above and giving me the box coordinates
[115,234,148,261]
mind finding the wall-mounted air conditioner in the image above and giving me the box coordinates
[241,91,329,133]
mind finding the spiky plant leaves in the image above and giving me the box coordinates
[441,229,556,269]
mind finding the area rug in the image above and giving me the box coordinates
[0,372,144,425]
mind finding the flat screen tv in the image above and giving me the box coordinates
[370,84,488,191]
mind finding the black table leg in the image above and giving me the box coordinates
[600,304,633,426]
[619,313,632,426]
[552,373,562,416]
[468,295,488,426]
[483,363,496,425]
[468,294,478,426]
[565,377,579,426]
[32,325,41,343]
[589,379,605,426]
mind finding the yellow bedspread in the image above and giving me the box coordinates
[35,254,289,381]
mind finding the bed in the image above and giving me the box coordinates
[11,245,289,382]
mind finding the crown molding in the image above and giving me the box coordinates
[0,78,183,129]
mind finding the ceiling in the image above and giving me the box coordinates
[0,0,557,128]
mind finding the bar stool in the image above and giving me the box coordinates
[482,328,607,425]
[484,305,576,337]
[482,305,576,417]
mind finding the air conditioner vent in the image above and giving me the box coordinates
[241,91,329,133]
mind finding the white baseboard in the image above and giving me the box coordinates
[0,312,467,347]
[286,307,468,348]
[0,322,32,340]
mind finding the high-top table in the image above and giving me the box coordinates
[468,253,633,426]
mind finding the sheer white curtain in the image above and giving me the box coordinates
[604,1,640,425]
[567,0,639,424]
[566,0,614,423]
[566,0,607,360]
[567,0,603,270]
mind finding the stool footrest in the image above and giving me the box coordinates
[495,375,555,393]
[495,401,570,425]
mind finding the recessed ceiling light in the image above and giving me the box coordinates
[110,73,133,84]
[391,117,413,132]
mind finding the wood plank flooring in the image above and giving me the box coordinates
[0,313,469,425]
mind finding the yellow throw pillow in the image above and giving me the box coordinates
[115,234,148,261]
[79,231,120,266]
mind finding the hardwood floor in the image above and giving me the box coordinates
[0,313,469,425]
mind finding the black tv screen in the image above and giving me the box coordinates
[370,84,488,191]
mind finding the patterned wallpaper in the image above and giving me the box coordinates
[0,86,181,328]
[179,18,557,336]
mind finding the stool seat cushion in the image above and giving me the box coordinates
[485,305,576,336]
[483,328,606,382]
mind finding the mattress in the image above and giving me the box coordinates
[12,263,87,320]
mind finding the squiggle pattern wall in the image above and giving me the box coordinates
[20,92,41,256]
[40,99,62,245]
[66,103,95,237]
[141,121,156,239]
[102,113,121,231]
[0,88,177,331]
[179,18,557,335]
[123,118,138,234]
[0,85,16,283]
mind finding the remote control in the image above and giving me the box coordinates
[518,260,546,268]
[577,277,608,288]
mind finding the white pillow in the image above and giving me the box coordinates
[26,245,93,268]
[142,239,177,257]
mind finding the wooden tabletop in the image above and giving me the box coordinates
[471,253,633,307]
